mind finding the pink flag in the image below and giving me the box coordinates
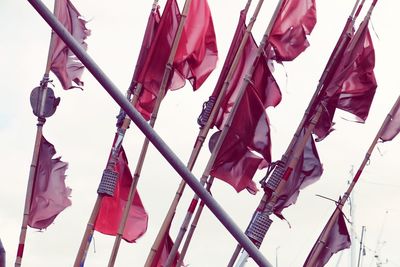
[269,0,317,61]
[380,98,400,142]
[174,0,218,90]
[273,129,323,214]
[94,147,148,243]
[303,211,351,267]
[210,88,273,193]
[129,6,161,90]
[135,0,183,120]
[28,137,71,229]
[50,0,90,90]
[214,27,281,129]
[151,229,182,267]
[314,24,377,140]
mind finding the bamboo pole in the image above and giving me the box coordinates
[305,95,399,267]
[73,2,161,265]
[143,0,258,265]
[106,0,194,265]
[228,0,374,265]
[163,0,287,265]
[27,1,274,265]
[14,1,60,266]
[175,176,214,267]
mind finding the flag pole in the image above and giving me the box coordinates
[143,0,259,265]
[305,95,399,267]
[174,1,289,264]
[27,1,274,265]
[73,2,159,266]
[163,0,286,265]
[15,1,59,266]
[175,176,214,267]
[106,0,195,265]
[228,0,375,265]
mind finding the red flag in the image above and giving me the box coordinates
[28,136,71,229]
[380,99,400,142]
[50,0,90,90]
[134,0,183,120]
[210,87,273,193]
[214,28,281,128]
[151,228,182,267]
[129,6,161,90]
[94,147,148,243]
[314,24,377,140]
[269,0,317,61]
[303,211,351,267]
[174,0,218,90]
[273,129,323,214]
[0,239,4,267]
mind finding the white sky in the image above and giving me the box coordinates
[1,0,399,266]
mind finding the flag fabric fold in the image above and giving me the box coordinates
[314,24,377,140]
[28,136,71,229]
[303,211,351,267]
[380,99,400,142]
[210,87,274,193]
[273,130,323,214]
[50,0,90,90]
[174,0,218,90]
[134,0,218,120]
[134,0,182,120]
[94,147,148,243]
[151,225,182,267]
[269,0,317,61]
[129,6,161,90]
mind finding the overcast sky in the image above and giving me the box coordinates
[1,0,399,266]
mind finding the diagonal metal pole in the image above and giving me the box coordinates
[26,1,273,266]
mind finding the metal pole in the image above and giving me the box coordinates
[26,1,272,266]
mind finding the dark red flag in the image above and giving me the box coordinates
[214,28,281,129]
[28,136,71,229]
[50,0,90,90]
[273,129,323,214]
[174,0,218,90]
[151,224,182,267]
[94,147,148,243]
[210,87,273,193]
[314,24,377,140]
[303,211,351,267]
[380,98,400,142]
[134,0,183,120]
[269,0,317,61]
[129,6,161,90]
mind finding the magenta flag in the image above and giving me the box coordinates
[273,129,323,214]
[134,0,183,120]
[210,87,273,193]
[303,211,351,267]
[151,228,182,267]
[28,137,71,229]
[380,99,400,142]
[174,0,218,90]
[314,24,377,140]
[50,0,90,90]
[269,0,317,61]
[129,6,161,90]
[94,147,148,243]
[214,27,281,129]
